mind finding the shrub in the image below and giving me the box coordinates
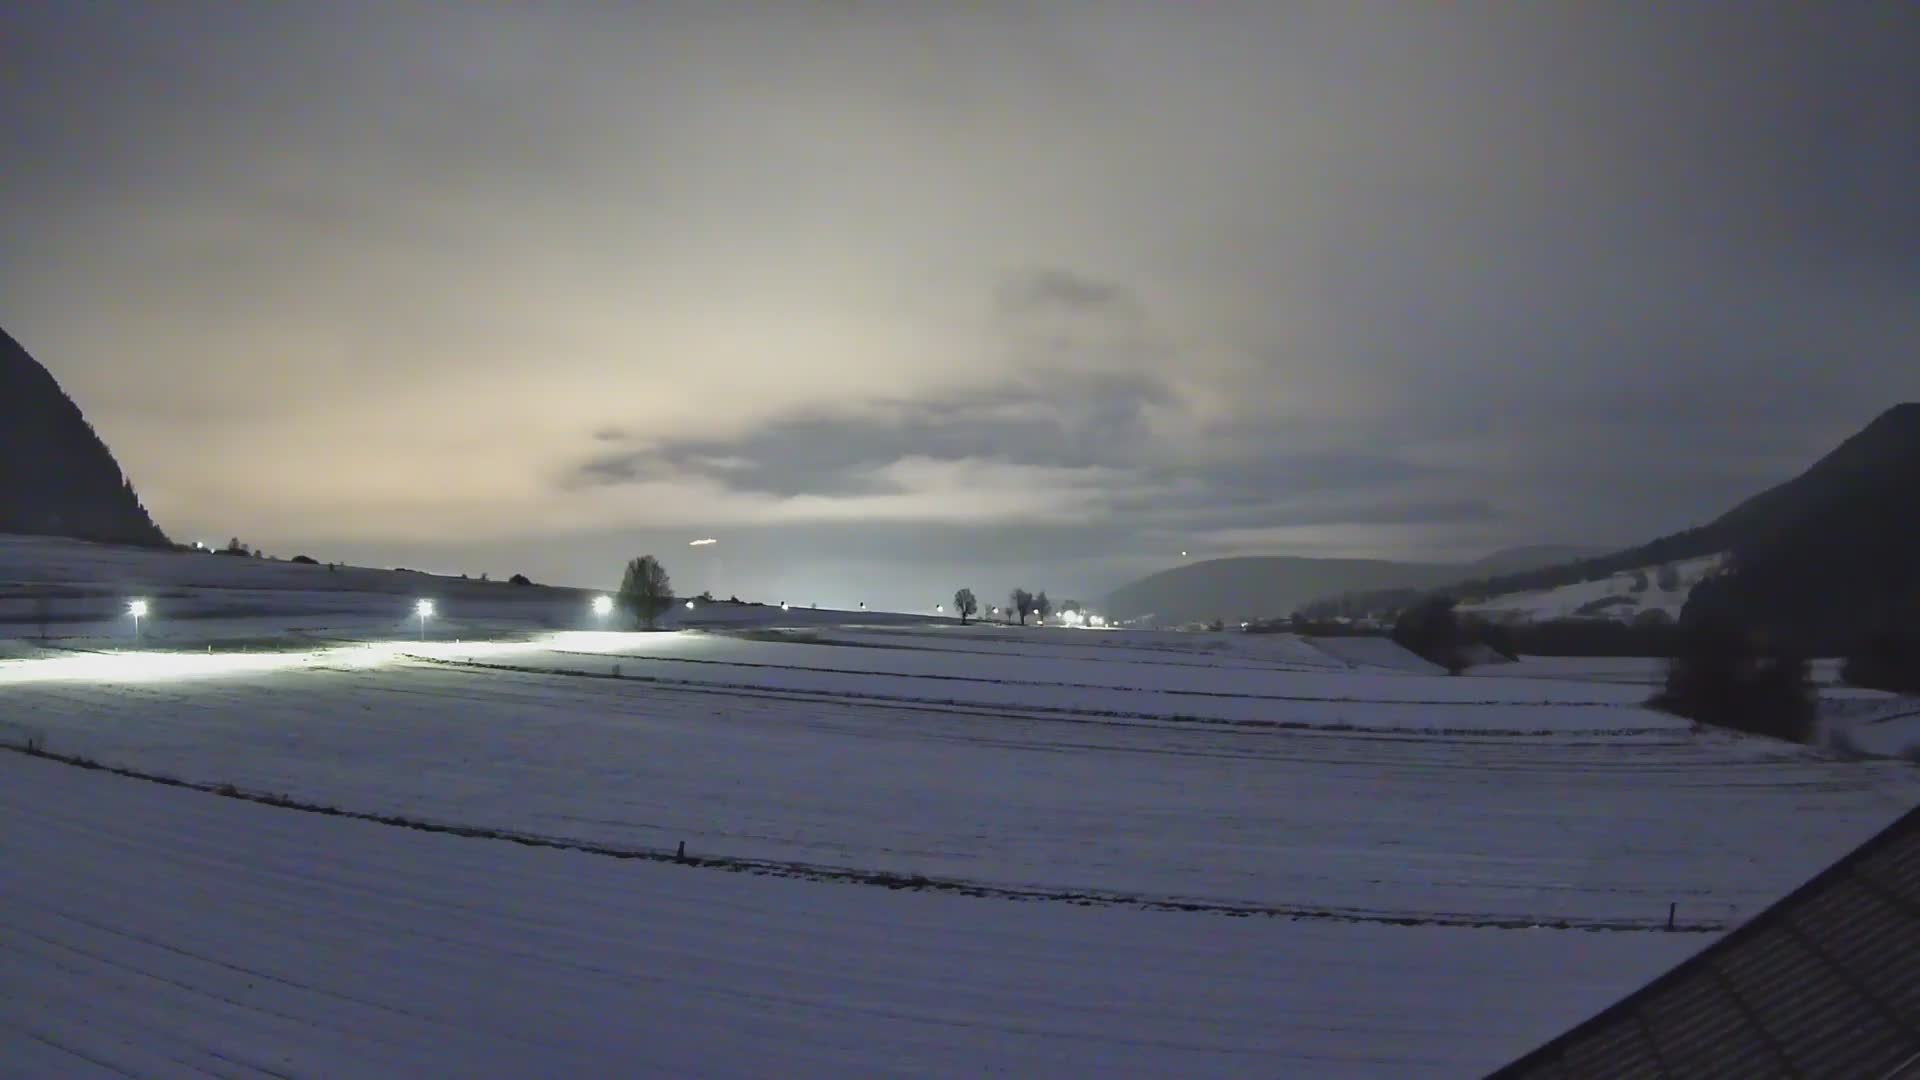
[1629,571,1650,593]
[1655,563,1681,591]
[290,554,318,565]
[1650,617,1816,743]
[1393,596,1470,674]
[508,573,532,586]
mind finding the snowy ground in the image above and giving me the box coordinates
[0,751,1704,1078]
[3,535,1917,1076]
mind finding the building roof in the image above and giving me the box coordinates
[1490,802,1920,1079]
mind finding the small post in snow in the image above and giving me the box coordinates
[1667,902,1677,931]
[676,840,687,862]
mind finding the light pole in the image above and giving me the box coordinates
[415,599,434,641]
[128,599,148,643]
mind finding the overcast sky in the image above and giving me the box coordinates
[4,3,1917,607]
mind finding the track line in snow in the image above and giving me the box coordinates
[547,646,1637,709]
[0,743,1728,934]
[415,653,1674,738]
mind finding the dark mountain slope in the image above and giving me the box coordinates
[1104,556,1457,624]
[1104,545,1601,625]
[1686,404,1920,652]
[1304,404,1920,649]
[1464,544,1611,578]
[1,325,169,546]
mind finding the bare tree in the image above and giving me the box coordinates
[618,555,675,629]
[953,588,978,624]
[1009,588,1034,626]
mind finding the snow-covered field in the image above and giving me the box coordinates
[1,751,1702,1078]
[4,536,1918,1076]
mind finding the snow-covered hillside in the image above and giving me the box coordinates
[1459,553,1726,624]
[0,533,931,647]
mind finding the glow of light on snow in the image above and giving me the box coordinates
[0,630,664,687]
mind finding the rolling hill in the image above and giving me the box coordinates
[1103,546,1601,626]
[1,325,169,546]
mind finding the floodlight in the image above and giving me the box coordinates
[591,595,614,617]
[686,599,696,609]
[415,599,435,618]
[128,599,149,618]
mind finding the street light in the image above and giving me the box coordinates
[128,599,148,642]
[591,595,614,618]
[685,599,696,610]
[415,598,434,640]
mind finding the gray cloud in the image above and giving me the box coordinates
[3,4,1917,607]
[576,368,1172,497]
[996,268,1140,318]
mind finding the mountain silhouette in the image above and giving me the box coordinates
[1304,403,1920,651]
[1102,546,1597,626]
[1,325,169,546]
[1685,403,1920,651]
